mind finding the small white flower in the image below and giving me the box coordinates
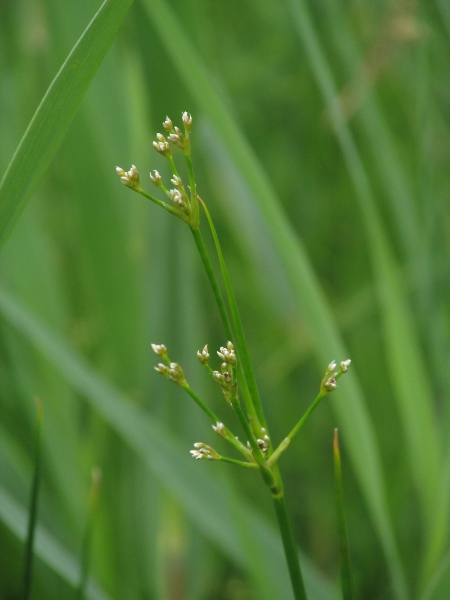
[116,165,140,189]
[340,359,351,373]
[150,170,162,187]
[182,111,193,130]
[212,422,226,437]
[190,443,219,460]
[163,116,173,132]
[151,343,167,358]
[197,345,210,365]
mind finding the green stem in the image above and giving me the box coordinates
[190,226,234,342]
[190,226,259,427]
[182,383,252,459]
[182,382,222,422]
[185,154,199,227]
[272,491,308,600]
[334,429,354,600]
[23,398,43,600]
[198,199,267,430]
[139,188,189,222]
[268,391,327,466]
[230,395,275,487]
[76,467,102,600]
[219,456,259,469]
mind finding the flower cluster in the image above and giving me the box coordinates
[190,443,220,461]
[320,359,351,394]
[116,112,197,227]
[115,165,141,191]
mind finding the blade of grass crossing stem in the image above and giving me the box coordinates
[333,430,354,600]
[139,1,407,595]
[0,0,132,250]
[286,0,440,534]
[76,468,102,600]
[0,285,336,600]
[23,398,43,600]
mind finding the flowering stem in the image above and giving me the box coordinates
[189,226,260,430]
[189,226,234,341]
[334,429,354,600]
[272,491,308,600]
[185,153,199,227]
[219,456,259,469]
[139,188,188,221]
[198,198,267,431]
[268,391,327,466]
[181,381,222,422]
[23,398,43,600]
[182,382,252,458]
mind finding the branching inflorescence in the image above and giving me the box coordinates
[116,112,351,600]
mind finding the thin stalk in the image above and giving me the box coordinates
[199,199,267,430]
[189,226,234,342]
[334,429,354,600]
[272,491,308,600]
[185,154,199,227]
[23,398,43,600]
[190,226,261,429]
[76,467,102,600]
[182,383,252,459]
[268,391,326,466]
[182,381,223,422]
[219,456,259,469]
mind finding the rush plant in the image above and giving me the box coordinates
[116,112,351,600]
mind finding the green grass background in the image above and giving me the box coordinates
[1,0,450,598]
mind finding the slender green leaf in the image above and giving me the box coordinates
[0,485,110,600]
[0,0,133,249]
[420,552,450,600]
[23,398,43,600]
[287,0,440,534]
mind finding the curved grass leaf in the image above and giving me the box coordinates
[420,551,450,600]
[287,0,440,548]
[0,0,133,249]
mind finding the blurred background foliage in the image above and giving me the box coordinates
[0,0,450,598]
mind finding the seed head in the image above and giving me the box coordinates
[151,343,168,359]
[212,422,226,438]
[340,359,351,373]
[150,170,163,187]
[190,443,220,461]
[163,116,173,132]
[171,175,183,188]
[168,362,186,385]
[116,165,140,190]
[197,345,210,365]
[153,138,171,157]
[182,111,193,131]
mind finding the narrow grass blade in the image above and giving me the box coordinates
[23,398,43,600]
[0,285,337,600]
[420,552,450,600]
[76,468,102,600]
[0,485,110,600]
[333,429,354,600]
[0,0,132,249]
[287,0,440,558]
